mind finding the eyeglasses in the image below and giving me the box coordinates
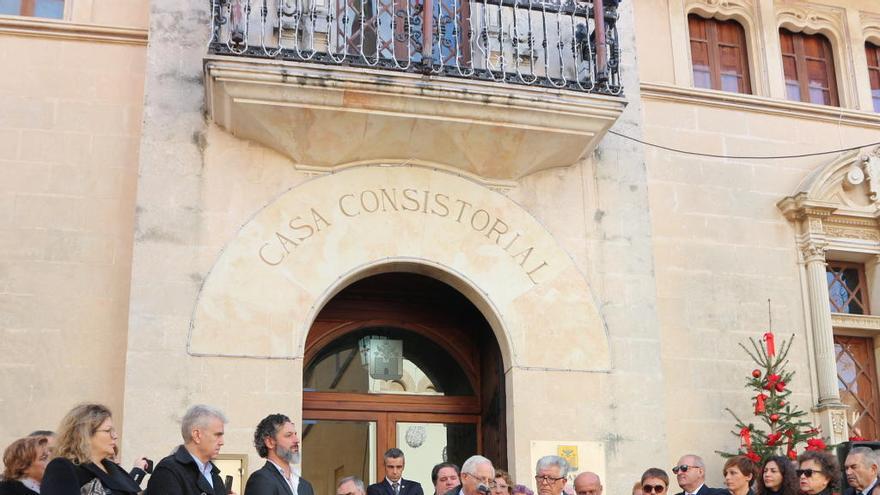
[642,485,666,494]
[464,474,496,488]
[96,427,118,437]
[796,469,823,478]
[535,476,566,485]
[672,465,699,474]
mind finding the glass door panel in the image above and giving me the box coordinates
[302,419,378,494]
[394,421,477,490]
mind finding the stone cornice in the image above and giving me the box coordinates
[777,194,838,221]
[831,313,880,332]
[640,82,880,128]
[0,15,148,45]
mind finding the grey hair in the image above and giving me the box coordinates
[181,404,228,442]
[536,456,570,477]
[338,476,367,495]
[462,455,495,477]
[849,447,880,468]
[680,454,705,468]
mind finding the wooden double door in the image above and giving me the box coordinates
[301,273,505,494]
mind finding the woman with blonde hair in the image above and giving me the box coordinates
[41,404,140,495]
[0,436,50,495]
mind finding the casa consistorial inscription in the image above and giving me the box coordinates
[257,187,551,284]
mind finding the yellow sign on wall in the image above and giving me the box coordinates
[557,445,579,470]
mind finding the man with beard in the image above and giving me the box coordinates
[245,414,315,495]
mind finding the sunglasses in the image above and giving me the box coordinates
[642,485,666,493]
[796,469,823,478]
[672,465,699,474]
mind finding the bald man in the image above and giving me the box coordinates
[574,473,602,495]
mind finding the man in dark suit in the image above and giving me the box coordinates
[145,404,230,495]
[844,447,879,495]
[367,448,423,495]
[672,455,727,495]
[245,414,315,495]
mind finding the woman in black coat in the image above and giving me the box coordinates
[0,436,50,495]
[41,404,141,495]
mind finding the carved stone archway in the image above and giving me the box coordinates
[189,163,612,373]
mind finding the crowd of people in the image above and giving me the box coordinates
[3,402,880,495]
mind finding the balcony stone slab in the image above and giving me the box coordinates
[204,56,626,180]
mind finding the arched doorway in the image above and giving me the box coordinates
[302,272,506,494]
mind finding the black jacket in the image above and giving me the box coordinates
[244,461,315,495]
[0,480,39,495]
[145,445,228,495]
[368,478,424,495]
[41,457,141,495]
[675,485,729,495]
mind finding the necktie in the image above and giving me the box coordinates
[393,482,400,495]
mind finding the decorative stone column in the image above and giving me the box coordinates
[801,241,849,443]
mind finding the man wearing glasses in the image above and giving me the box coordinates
[445,455,495,495]
[672,455,726,495]
[534,456,569,495]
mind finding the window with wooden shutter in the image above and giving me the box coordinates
[836,335,880,440]
[688,14,752,94]
[780,29,839,106]
[868,42,880,113]
[0,0,64,18]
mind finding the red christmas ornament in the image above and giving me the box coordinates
[767,432,783,446]
[806,438,827,451]
[740,427,752,448]
[775,381,786,392]
[778,400,786,407]
[764,374,781,390]
[752,369,762,378]
[764,332,776,357]
[754,393,768,414]
[787,449,797,460]
[745,450,761,463]
[770,413,780,422]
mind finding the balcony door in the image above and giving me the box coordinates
[301,273,505,495]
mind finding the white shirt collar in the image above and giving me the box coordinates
[862,479,879,495]
[387,478,403,487]
[688,484,705,495]
[188,451,214,488]
[20,478,41,493]
[269,459,300,492]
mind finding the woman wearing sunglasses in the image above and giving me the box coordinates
[723,456,758,495]
[797,451,840,495]
[756,456,798,495]
[641,468,669,495]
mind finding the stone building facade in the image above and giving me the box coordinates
[1,0,879,493]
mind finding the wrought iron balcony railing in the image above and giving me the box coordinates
[207,0,622,94]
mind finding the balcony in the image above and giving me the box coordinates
[204,0,626,180]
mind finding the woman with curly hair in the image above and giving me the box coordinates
[0,436,50,495]
[756,456,798,495]
[797,451,840,495]
[41,403,140,495]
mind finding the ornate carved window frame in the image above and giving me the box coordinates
[681,0,765,95]
[778,146,880,442]
[776,3,854,108]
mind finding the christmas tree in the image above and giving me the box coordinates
[717,331,828,464]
